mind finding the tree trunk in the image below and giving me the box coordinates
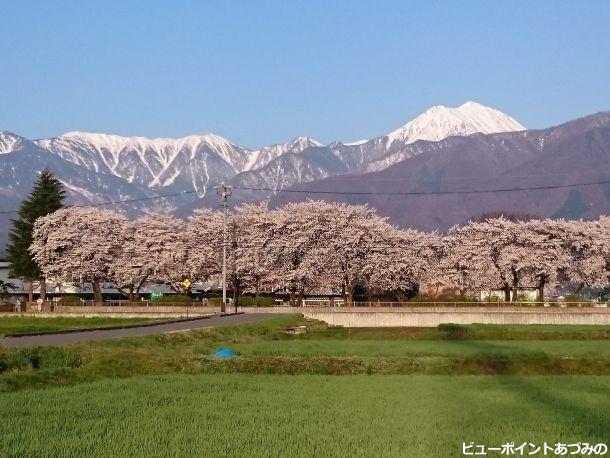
[233,279,241,314]
[28,279,33,303]
[511,269,519,302]
[296,287,304,308]
[537,278,546,303]
[536,275,546,302]
[512,285,519,302]
[92,278,103,304]
[347,286,354,307]
[502,285,511,302]
[289,285,297,308]
[134,275,149,302]
[40,277,46,301]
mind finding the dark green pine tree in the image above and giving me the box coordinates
[6,169,65,302]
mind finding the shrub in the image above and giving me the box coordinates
[208,296,276,306]
[240,296,276,307]
[0,347,83,373]
[408,296,435,303]
[58,295,82,305]
[159,295,193,303]
[437,323,471,339]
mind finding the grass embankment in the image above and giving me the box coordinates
[0,374,608,457]
[0,316,158,336]
[2,316,610,392]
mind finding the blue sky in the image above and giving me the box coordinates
[1,0,609,148]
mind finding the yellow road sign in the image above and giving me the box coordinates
[182,279,192,289]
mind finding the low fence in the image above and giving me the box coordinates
[347,301,608,308]
[11,303,218,318]
[279,300,608,309]
[300,308,610,327]
[9,299,609,310]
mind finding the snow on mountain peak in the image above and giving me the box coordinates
[343,139,368,146]
[386,101,525,145]
[0,131,27,154]
[58,131,236,152]
[244,136,324,171]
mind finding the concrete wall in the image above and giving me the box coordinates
[301,308,610,327]
[5,305,610,326]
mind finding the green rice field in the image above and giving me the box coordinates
[1,315,609,456]
[0,374,608,457]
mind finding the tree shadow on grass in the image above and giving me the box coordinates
[494,375,610,444]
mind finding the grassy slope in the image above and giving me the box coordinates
[0,374,608,457]
[2,316,610,392]
[0,316,158,335]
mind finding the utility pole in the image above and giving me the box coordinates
[216,184,232,313]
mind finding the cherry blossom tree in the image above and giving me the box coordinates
[444,217,607,302]
[264,201,335,306]
[374,228,445,299]
[229,202,276,303]
[29,200,610,307]
[315,203,438,303]
[555,217,610,291]
[187,203,276,310]
[599,216,610,285]
[30,207,127,302]
[264,201,440,305]
[185,208,223,287]
[509,219,571,302]
[110,213,192,299]
[445,218,515,300]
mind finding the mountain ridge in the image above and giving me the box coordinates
[269,111,610,231]
[0,101,533,254]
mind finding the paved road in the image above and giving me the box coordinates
[0,313,280,348]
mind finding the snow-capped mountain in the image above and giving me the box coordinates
[272,112,610,232]
[36,132,253,197]
[176,145,346,216]
[245,136,323,171]
[331,101,526,172]
[0,131,28,154]
[386,101,524,146]
[1,101,528,254]
[0,132,160,253]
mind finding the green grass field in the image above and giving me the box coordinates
[229,339,610,357]
[0,316,157,336]
[1,315,609,456]
[0,374,608,457]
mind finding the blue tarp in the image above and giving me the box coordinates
[213,348,237,358]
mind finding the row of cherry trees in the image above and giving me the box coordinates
[29,201,610,304]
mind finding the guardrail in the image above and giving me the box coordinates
[302,301,609,308]
[9,300,609,311]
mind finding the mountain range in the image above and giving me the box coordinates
[2,101,609,254]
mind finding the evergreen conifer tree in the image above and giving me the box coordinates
[6,169,65,302]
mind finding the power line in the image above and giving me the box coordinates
[232,178,610,196]
[1,178,609,215]
[0,187,215,214]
